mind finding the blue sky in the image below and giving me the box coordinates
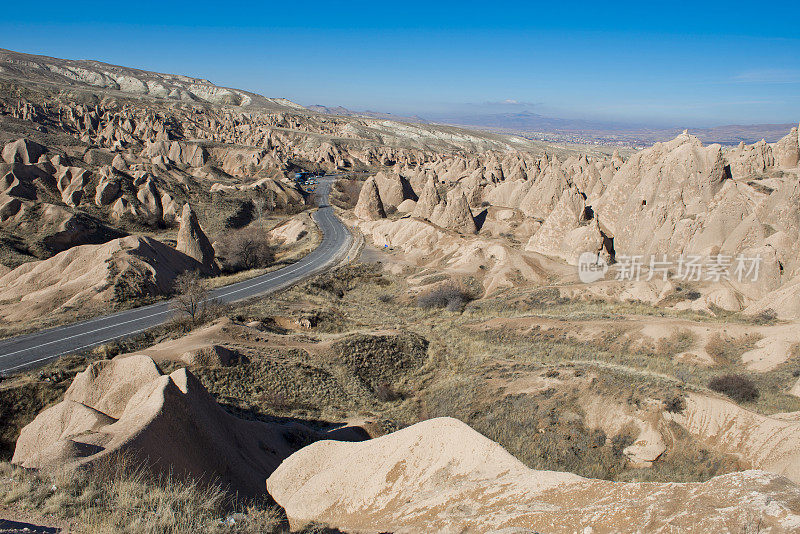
[1,1,798,126]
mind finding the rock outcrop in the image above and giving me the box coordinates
[435,187,477,234]
[0,236,202,322]
[1,138,46,165]
[525,186,604,264]
[668,393,800,483]
[176,204,217,274]
[268,417,800,533]
[774,124,800,168]
[12,355,329,499]
[353,176,386,221]
[372,171,415,210]
[411,175,441,219]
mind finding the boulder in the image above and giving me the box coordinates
[111,153,128,171]
[396,198,416,213]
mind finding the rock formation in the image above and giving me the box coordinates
[176,204,217,274]
[372,171,415,210]
[525,186,604,264]
[411,175,441,219]
[12,355,331,499]
[435,187,477,234]
[353,176,386,220]
[268,417,800,533]
[1,138,46,165]
[667,392,800,483]
[0,236,202,322]
[774,124,800,168]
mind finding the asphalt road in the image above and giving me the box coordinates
[0,176,352,374]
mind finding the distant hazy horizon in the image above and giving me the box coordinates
[2,0,798,127]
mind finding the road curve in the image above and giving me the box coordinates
[0,176,352,374]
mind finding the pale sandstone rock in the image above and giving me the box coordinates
[1,138,46,165]
[525,186,603,264]
[774,125,800,168]
[13,355,330,499]
[0,236,201,322]
[435,187,477,234]
[354,176,386,221]
[411,175,441,219]
[268,417,800,533]
[176,204,216,273]
[668,393,800,484]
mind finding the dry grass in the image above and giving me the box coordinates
[3,261,797,509]
[0,458,287,534]
[705,333,763,365]
[207,265,749,483]
[655,330,695,356]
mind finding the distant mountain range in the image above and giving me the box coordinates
[309,105,796,147]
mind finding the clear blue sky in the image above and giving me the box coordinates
[2,1,798,126]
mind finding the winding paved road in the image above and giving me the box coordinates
[0,176,352,374]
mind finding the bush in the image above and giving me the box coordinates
[215,228,275,273]
[305,263,387,298]
[655,330,694,356]
[665,395,686,413]
[708,374,759,403]
[751,308,778,325]
[416,282,476,312]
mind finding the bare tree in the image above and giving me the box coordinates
[253,190,276,226]
[252,197,268,227]
[215,228,275,272]
[172,270,208,325]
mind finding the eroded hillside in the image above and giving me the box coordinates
[2,48,800,533]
